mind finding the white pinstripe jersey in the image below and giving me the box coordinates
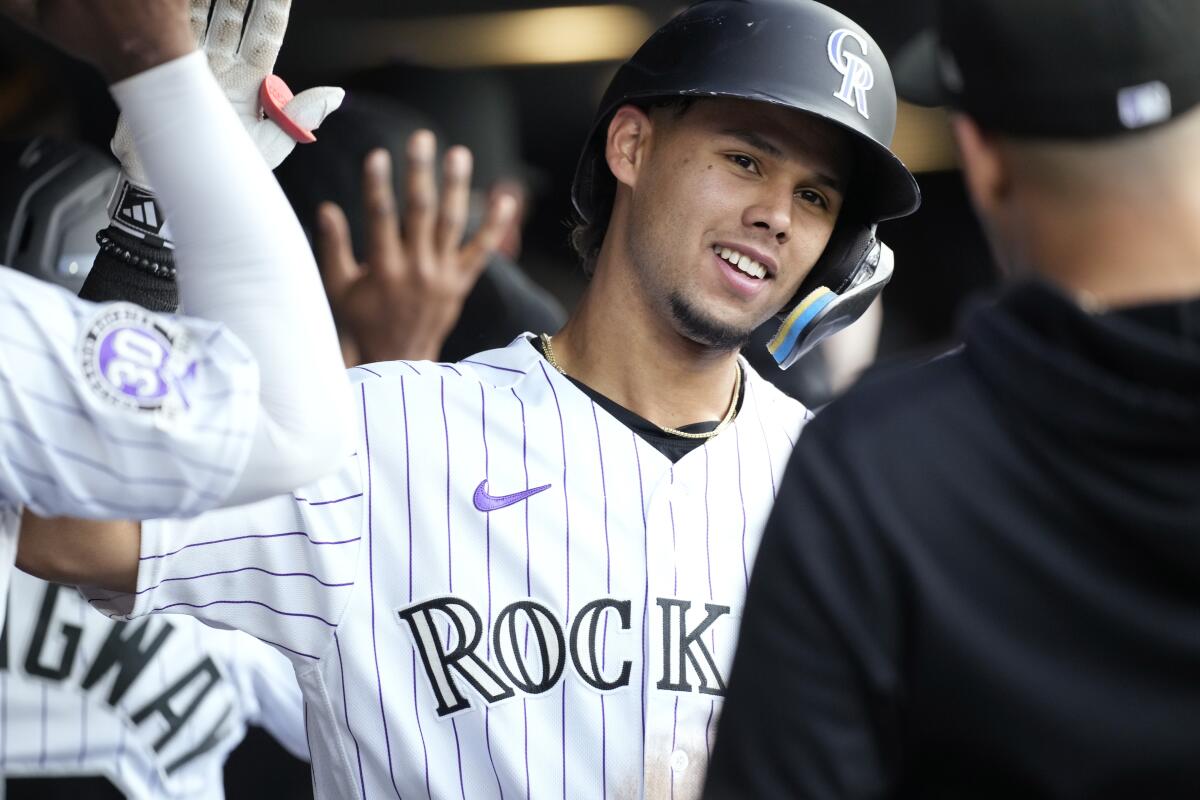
[87,336,810,800]
[0,266,259,620]
[0,571,306,798]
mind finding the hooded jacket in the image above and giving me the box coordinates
[706,280,1200,799]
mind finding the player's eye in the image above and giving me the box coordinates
[727,153,760,174]
[796,188,829,209]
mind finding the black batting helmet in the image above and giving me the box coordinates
[0,138,117,294]
[570,0,921,368]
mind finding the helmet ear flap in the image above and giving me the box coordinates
[795,217,876,300]
[767,219,894,369]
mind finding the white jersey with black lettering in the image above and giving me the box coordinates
[0,266,259,619]
[86,336,809,799]
[0,570,306,798]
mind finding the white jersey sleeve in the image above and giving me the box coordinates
[0,266,259,520]
[82,377,367,667]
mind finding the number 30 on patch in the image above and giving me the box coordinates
[79,303,195,419]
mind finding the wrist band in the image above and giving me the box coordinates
[106,175,175,249]
[95,227,177,279]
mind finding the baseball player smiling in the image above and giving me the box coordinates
[19,1,920,797]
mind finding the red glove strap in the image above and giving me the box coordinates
[260,75,317,144]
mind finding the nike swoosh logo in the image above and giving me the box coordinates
[473,480,551,512]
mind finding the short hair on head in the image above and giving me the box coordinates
[569,97,695,277]
[996,102,1200,203]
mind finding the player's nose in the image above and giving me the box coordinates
[743,188,792,245]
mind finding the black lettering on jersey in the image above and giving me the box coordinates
[398,597,515,717]
[81,617,175,706]
[492,600,565,695]
[655,598,730,696]
[165,703,234,774]
[569,598,632,691]
[130,656,222,750]
[25,583,82,681]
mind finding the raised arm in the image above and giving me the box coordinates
[1,0,352,505]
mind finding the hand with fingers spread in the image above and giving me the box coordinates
[318,131,517,364]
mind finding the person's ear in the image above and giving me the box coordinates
[950,113,1010,218]
[605,105,654,191]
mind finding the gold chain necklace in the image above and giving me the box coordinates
[538,333,741,440]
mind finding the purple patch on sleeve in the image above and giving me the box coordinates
[79,303,199,414]
[97,325,171,401]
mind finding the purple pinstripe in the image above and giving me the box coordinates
[779,401,796,449]
[632,431,649,786]
[749,382,777,498]
[463,359,525,374]
[512,386,533,800]
[734,424,749,587]
[150,594,340,623]
[0,372,239,477]
[705,701,715,767]
[482,385,494,658]
[304,703,318,794]
[402,378,433,799]
[293,492,363,506]
[485,708,505,800]
[538,362,570,800]
[704,446,717,656]
[670,696,680,800]
[257,636,318,660]
[453,719,467,800]
[335,631,368,797]
[591,402,612,799]
[704,446,713,598]
[441,376,469,800]
[0,416,224,499]
[148,598,338,626]
[39,683,46,767]
[411,651,432,800]
[141,530,360,561]
[481,387,506,799]
[354,365,383,378]
[8,460,202,519]
[132,564,352,595]
[362,386,403,798]
[668,467,678,596]
[442,377,453,592]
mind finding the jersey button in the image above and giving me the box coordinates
[669,749,689,773]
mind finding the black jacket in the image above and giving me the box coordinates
[705,281,1200,799]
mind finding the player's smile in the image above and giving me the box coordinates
[709,241,778,300]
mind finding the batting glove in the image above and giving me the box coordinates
[107,0,343,247]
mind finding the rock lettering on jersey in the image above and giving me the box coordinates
[0,582,234,774]
[399,595,731,718]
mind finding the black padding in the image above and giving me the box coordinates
[78,240,178,312]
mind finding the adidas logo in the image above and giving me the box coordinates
[114,183,165,236]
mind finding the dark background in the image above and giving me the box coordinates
[0,2,995,797]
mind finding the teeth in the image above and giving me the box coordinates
[713,245,766,279]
